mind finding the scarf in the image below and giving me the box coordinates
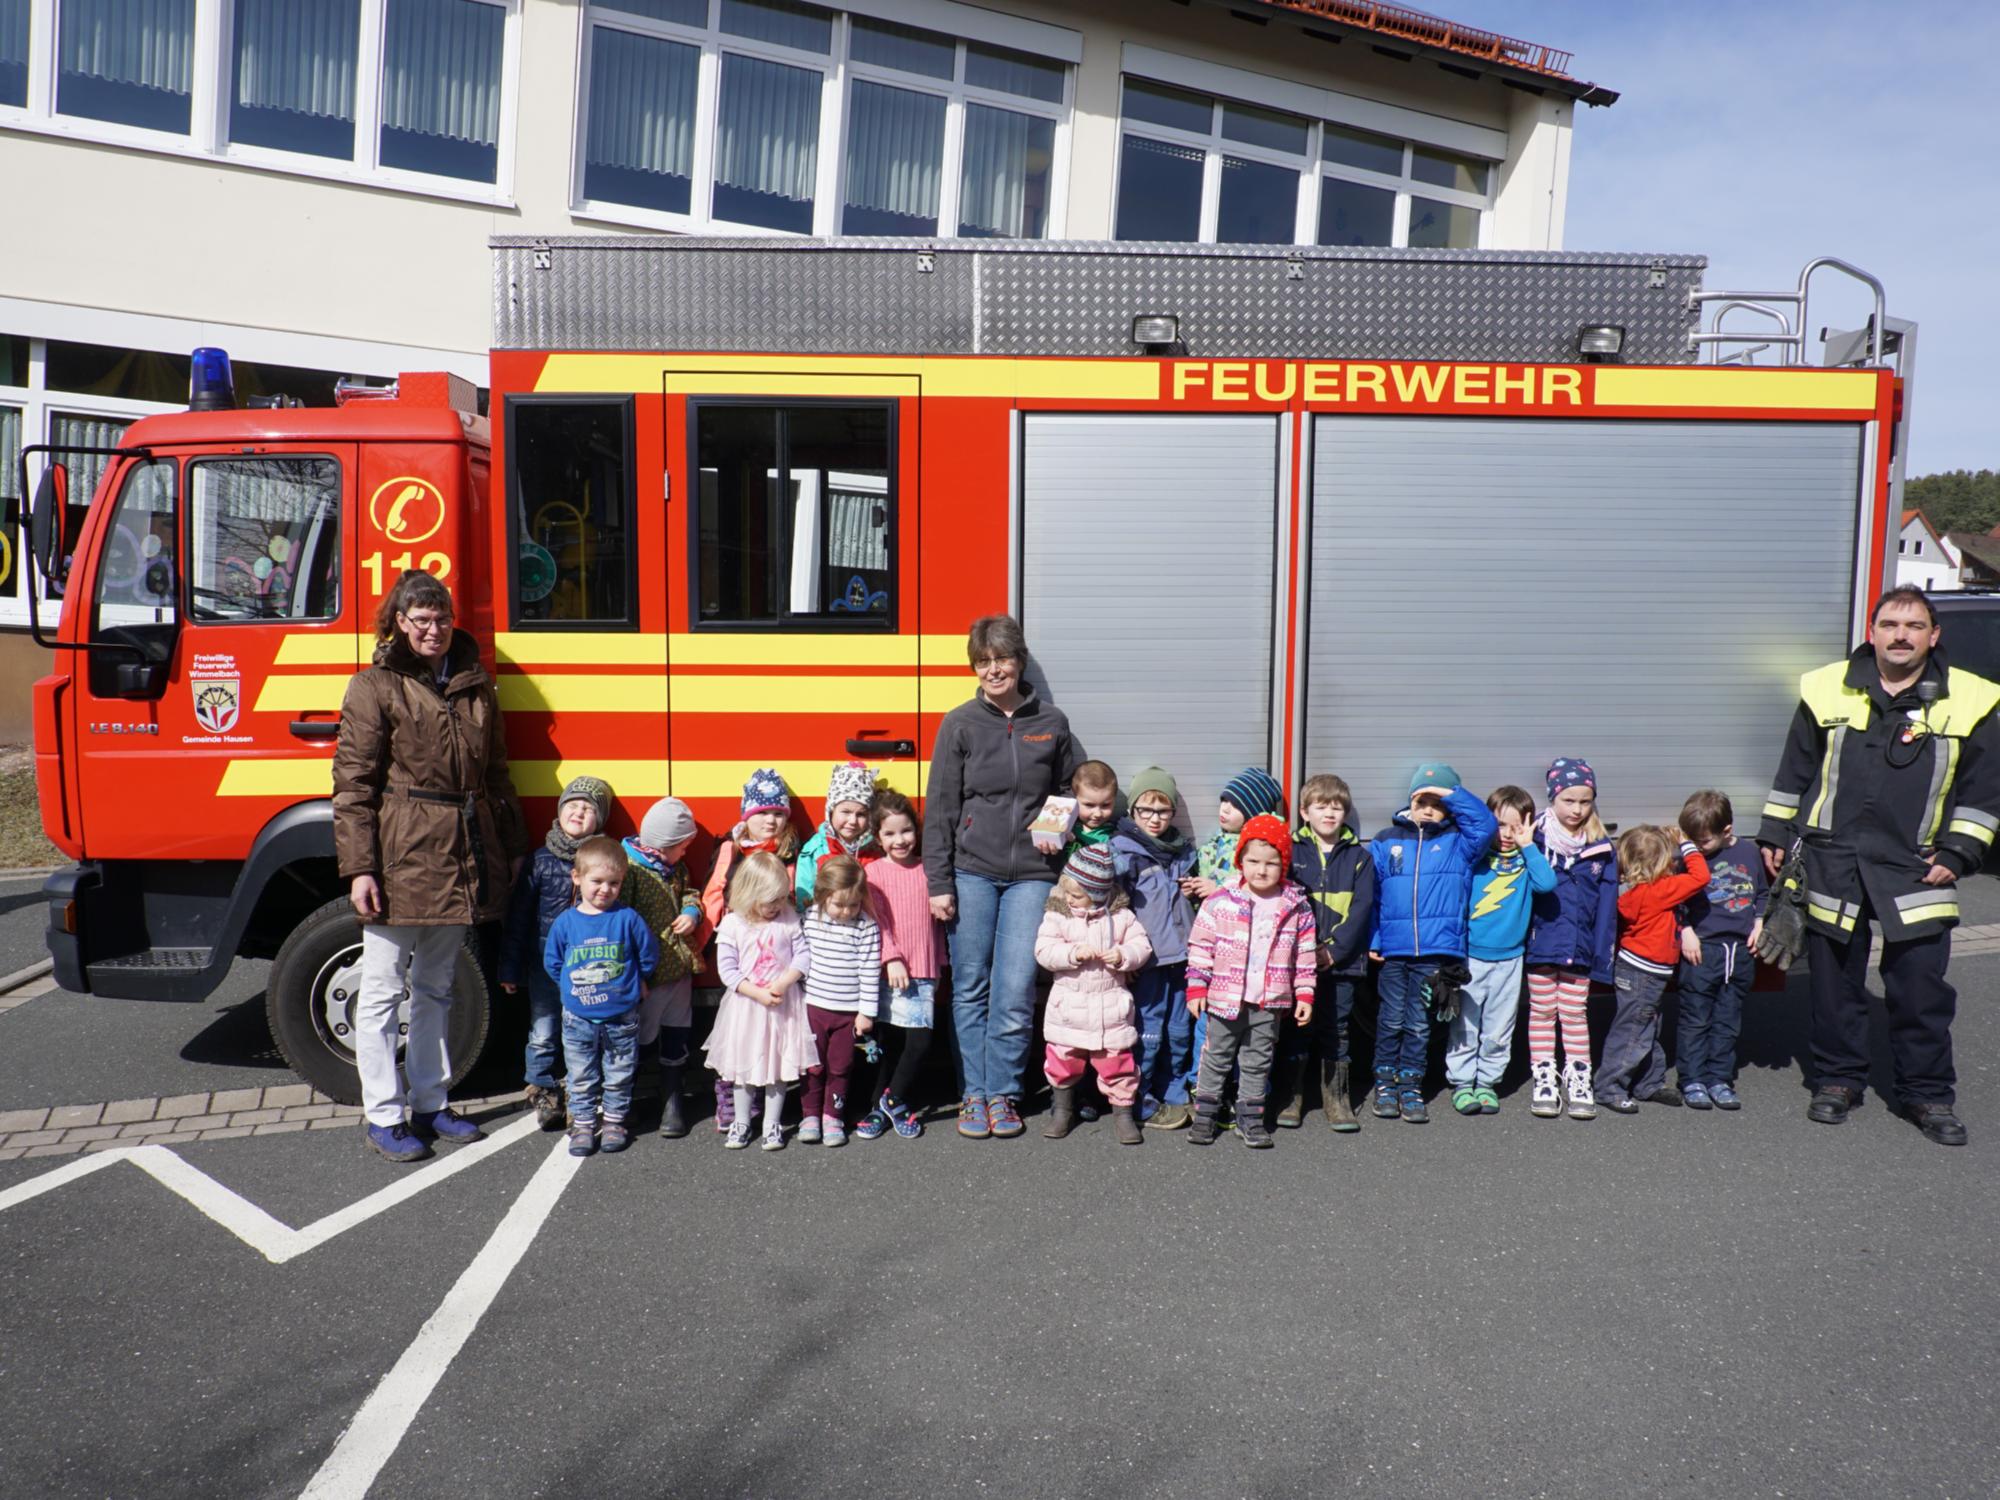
[546,821,586,860]
[1538,808,1588,861]
[1126,821,1189,862]
[623,837,670,875]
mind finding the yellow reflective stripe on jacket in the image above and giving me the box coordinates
[1799,662,1870,729]
[1947,813,1997,845]
[1920,736,1961,846]
[1894,889,1961,927]
[1805,727,1845,832]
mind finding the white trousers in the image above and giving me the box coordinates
[357,923,465,1128]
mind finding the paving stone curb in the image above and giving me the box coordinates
[0,1088,526,1156]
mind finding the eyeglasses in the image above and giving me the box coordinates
[399,613,452,635]
[1132,804,1173,821]
[972,656,1017,673]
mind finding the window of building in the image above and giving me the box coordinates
[692,401,892,629]
[1115,74,1494,250]
[1914,539,1925,556]
[10,0,518,199]
[189,456,342,622]
[577,2,1069,238]
[507,399,636,628]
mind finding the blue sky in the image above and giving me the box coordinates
[1464,0,1997,476]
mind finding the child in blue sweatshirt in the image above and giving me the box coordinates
[1448,785,1556,1115]
[1367,763,1497,1123]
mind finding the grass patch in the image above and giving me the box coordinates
[0,751,63,869]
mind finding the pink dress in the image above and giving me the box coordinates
[703,909,818,1087]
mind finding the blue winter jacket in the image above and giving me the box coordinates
[1110,819,1199,965]
[500,847,576,986]
[1366,786,1497,960]
[1522,826,1619,982]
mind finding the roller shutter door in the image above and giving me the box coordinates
[1305,417,1862,828]
[1023,414,1280,821]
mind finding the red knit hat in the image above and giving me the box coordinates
[1235,814,1292,871]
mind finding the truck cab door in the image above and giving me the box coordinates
[69,444,358,860]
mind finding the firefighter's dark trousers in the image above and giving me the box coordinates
[1807,910,1956,1108]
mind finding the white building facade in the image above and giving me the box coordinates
[1896,509,1960,593]
[0,0,1604,671]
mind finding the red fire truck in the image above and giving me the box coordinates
[22,238,1909,1100]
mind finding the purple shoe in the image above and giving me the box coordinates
[957,1096,990,1138]
[365,1122,431,1163]
[988,1096,1024,1137]
[411,1108,482,1144]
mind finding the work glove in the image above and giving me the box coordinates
[1752,842,1809,971]
[1424,960,1472,1024]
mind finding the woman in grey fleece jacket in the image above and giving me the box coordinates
[924,615,1085,1140]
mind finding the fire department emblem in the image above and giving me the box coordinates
[193,678,241,734]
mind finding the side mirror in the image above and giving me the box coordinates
[31,462,68,583]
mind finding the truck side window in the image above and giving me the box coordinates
[88,457,178,696]
[508,399,635,627]
[189,457,342,622]
[693,402,894,629]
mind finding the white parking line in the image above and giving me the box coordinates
[298,1136,583,1500]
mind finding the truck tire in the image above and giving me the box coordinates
[266,898,492,1106]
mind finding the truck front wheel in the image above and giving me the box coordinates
[266,898,492,1106]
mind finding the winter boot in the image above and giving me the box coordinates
[1111,1105,1144,1145]
[1238,1097,1274,1148]
[1322,1059,1359,1133]
[658,1066,688,1139]
[526,1084,565,1132]
[1372,1068,1402,1120]
[1042,1084,1079,1139]
[1188,1097,1221,1145]
[1276,1054,1310,1128]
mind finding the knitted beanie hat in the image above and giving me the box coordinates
[1235,813,1293,872]
[1063,842,1117,906]
[1220,767,1284,821]
[1546,757,1597,797]
[741,767,791,820]
[1127,765,1179,813]
[558,775,612,828]
[825,760,878,819]
[639,797,697,852]
[1408,762,1462,797]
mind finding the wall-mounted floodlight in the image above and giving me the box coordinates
[1132,314,1181,351]
[1577,324,1626,362]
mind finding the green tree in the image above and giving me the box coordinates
[1907,470,2000,537]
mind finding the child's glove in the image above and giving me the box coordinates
[1423,961,1472,1024]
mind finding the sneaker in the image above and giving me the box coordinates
[797,1116,823,1146]
[855,1106,891,1142]
[1188,1108,1220,1146]
[1563,1062,1597,1121]
[823,1115,847,1148]
[987,1096,1024,1138]
[365,1122,432,1163]
[411,1108,482,1144]
[1373,1083,1402,1120]
[599,1117,631,1153]
[568,1120,599,1157]
[724,1120,754,1150]
[957,1097,991,1139]
[526,1085,565,1131]
[1682,1082,1713,1111]
[761,1125,787,1152]
[1150,1100,1192,1131]
[1238,1110,1274,1149]
[1475,1087,1500,1114]
[1641,1084,1685,1108]
[1077,1099,1102,1124]
[1139,1095,1161,1124]
[1398,1085,1429,1124]
[1451,1086,1480,1115]
[1529,1061,1562,1118]
[1602,1094,1638,1115]
[1708,1082,1742,1111]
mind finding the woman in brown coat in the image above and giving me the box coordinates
[333,571,529,1162]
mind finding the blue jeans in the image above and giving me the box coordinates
[1598,959,1669,1101]
[523,971,563,1090]
[1677,937,1752,1088]
[1131,961,1192,1104]
[948,872,1047,1102]
[1311,971,1360,1065]
[1374,957,1438,1081]
[561,1007,640,1123]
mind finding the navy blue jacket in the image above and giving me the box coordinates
[1109,820,1199,966]
[1291,824,1376,974]
[1523,829,1619,982]
[1367,786,1497,960]
[500,847,576,986]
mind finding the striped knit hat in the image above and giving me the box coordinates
[741,767,791,820]
[1221,767,1284,821]
[1062,842,1117,906]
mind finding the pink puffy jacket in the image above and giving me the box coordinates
[1033,893,1154,1053]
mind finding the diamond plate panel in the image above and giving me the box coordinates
[493,238,1703,364]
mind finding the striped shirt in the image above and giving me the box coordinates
[865,856,942,979]
[801,908,882,1016]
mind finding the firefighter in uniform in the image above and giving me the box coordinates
[1757,587,1999,1147]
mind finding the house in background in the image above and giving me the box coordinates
[1949,531,2000,591]
[1896,508,1960,591]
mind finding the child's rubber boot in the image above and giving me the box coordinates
[1322,1060,1359,1133]
[1238,1096,1274,1148]
[1111,1104,1144,1145]
[1042,1084,1079,1139]
[1187,1097,1221,1145]
[658,1066,689,1139]
[1276,1055,1310,1129]
[1372,1068,1402,1120]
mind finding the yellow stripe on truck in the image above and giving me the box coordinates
[494,633,973,667]
[273,635,366,666]
[256,670,976,715]
[216,758,930,798]
[1593,367,1878,412]
[533,353,1160,402]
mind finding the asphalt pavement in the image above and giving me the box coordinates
[0,875,1997,1498]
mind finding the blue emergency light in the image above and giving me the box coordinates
[189,346,235,411]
